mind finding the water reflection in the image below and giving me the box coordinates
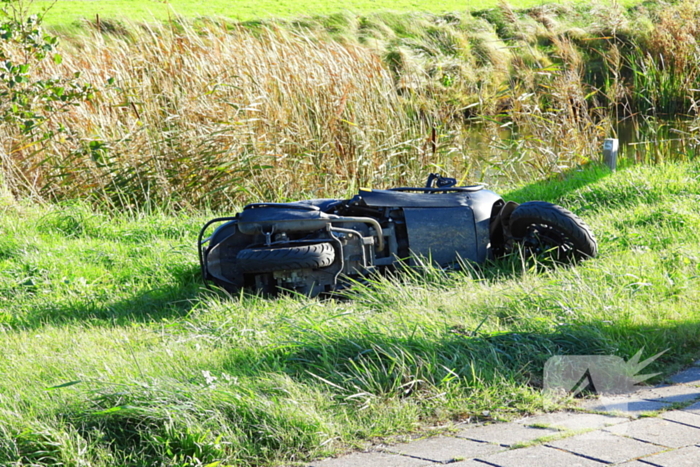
[614,118,700,163]
[457,117,700,182]
[427,117,697,191]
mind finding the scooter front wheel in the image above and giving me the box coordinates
[236,242,336,273]
[509,201,597,261]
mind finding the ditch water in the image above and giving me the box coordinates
[614,119,700,163]
[455,117,700,182]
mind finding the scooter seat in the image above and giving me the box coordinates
[238,204,333,234]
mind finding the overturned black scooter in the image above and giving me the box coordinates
[198,174,597,296]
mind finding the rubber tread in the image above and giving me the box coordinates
[236,242,336,273]
[509,201,598,259]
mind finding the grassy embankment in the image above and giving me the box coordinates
[34,0,639,28]
[2,163,700,466]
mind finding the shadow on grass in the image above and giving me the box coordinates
[223,325,626,394]
[220,318,700,403]
[14,264,203,329]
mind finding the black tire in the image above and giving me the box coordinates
[509,201,597,261]
[236,242,336,273]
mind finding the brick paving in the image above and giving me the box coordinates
[380,435,504,463]
[308,365,700,467]
[454,423,559,447]
[545,430,666,464]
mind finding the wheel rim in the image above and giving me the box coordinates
[522,223,575,259]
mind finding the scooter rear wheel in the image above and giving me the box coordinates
[236,242,335,273]
[509,201,597,261]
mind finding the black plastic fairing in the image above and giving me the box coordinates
[403,207,478,265]
[352,188,503,262]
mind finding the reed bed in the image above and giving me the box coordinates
[3,24,425,209]
[2,1,700,210]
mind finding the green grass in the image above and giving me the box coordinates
[2,161,700,465]
[34,0,639,27]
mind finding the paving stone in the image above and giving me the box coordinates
[634,385,700,404]
[308,451,433,467]
[613,462,652,466]
[634,445,700,466]
[669,367,700,385]
[442,460,490,467]
[454,422,559,447]
[545,430,665,464]
[381,436,504,463]
[579,396,671,416]
[604,416,700,448]
[662,410,700,429]
[682,401,700,415]
[517,412,628,431]
[474,444,605,467]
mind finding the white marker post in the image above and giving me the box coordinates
[603,138,619,171]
